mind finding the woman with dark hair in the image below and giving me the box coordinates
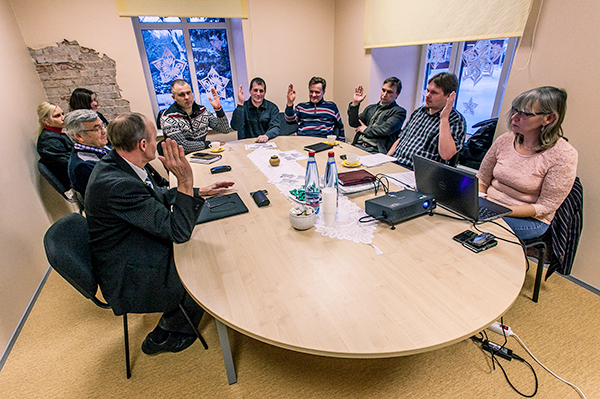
[477,86,578,240]
[36,101,73,188]
[69,88,109,125]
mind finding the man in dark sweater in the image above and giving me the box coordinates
[348,77,407,154]
[231,77,280,142]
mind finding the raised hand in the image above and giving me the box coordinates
[441,91,456,120]
[286,84,296,106]
[237,85,245,106]
[353,85,366,105]
[208,87,222,111]
[158,138,193,195]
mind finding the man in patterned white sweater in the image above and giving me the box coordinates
[160,79,230,154]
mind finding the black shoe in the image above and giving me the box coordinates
[141,331,196,355]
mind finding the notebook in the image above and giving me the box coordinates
[190,152,222,164]
[412,155,511,222]
[196,192,249,224]
[303,142,334,153]
[338,170,376,186]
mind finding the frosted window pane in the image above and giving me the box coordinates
[141,29,191,110]
[456,39,509,135]
[420,43,453,105]
[188,17,225,23]
[190,29,235,113]
[138,16,182,23]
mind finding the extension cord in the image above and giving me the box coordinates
[488,321,513,336]
[482,340,513,361]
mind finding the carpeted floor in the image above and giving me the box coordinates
[0,263,598,398]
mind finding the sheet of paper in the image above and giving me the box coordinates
[245,142,277,150]
[384,171,416,190]
[359,153,396,167]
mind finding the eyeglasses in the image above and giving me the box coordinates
[511,107,549,118]
[84,125,106,133]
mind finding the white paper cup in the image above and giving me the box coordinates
[346,154,359,165]
[323,210,336,226]
[210,141,221,149]
[327,135,336,143]
[322,187,337,206]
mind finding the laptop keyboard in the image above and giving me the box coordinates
[478,207,501,221]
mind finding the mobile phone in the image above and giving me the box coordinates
[210,165,231,174]
[340,154,347,160]
[467,232,496,248]
[453,230,478,243]
[463,239,498,253]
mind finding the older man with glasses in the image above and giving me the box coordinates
[65,110,167,196]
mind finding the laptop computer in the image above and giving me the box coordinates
[412,155,511,222]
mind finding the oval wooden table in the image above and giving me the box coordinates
[173,136,526,384]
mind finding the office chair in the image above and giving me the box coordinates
[43,213,208,379]
[279,112,298,136]
[38,160,84,213]
[521,177,583,303]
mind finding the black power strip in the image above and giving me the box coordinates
[482,340,513,361]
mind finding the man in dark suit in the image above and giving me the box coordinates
[85,112,233,355]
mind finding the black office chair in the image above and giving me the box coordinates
[279,112,298,136]
[38,160,84,213]
[43,213,208,379]
[521,177,583,302]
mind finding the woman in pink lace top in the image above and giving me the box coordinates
[477,86,578,240]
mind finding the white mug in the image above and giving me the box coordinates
[210,141,221,149]
[346,154,359,165]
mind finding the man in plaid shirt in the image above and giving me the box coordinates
[388,73,466,169]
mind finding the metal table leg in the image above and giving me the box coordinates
[215,319,237,384]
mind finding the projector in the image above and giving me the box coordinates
[365,190,435,226]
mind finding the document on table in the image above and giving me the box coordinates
[245,142,277,150]
[359,153,396,167]
[384,171,416,190]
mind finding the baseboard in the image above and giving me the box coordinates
[0,266,52,372]
[563,274,600,296]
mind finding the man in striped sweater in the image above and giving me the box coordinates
[285,76,345,141]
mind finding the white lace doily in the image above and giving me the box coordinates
[247,148,378,245]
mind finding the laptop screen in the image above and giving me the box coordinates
[413,155,480,221]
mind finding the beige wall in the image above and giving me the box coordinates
[502,0,599,287]
[242,0,335,111]
[0,0,57,358]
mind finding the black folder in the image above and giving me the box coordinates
[196,192,249,224]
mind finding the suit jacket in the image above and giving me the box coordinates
[85,149,204,315]
[348,101,406,153]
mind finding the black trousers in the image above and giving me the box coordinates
[157,291,204,335]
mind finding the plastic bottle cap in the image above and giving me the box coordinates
[328,151,334,156]
[308,151,315,156]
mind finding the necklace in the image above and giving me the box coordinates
[520,142,539,151]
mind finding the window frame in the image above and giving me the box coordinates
[132,17,239,119]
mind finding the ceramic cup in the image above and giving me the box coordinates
[210,141,221,149]
[346,154,359,165]
[327,135,336,144]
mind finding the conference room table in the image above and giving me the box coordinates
[173,136,526,384]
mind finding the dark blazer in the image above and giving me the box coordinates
[37,128,74,188]
[348,101,406,153]
[84,149,204,315]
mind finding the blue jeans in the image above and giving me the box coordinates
[502,216,549,241]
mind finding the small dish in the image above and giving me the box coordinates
[289,207,315,230]
[342,160,360,168]
[323,141,339,146]
[210,147,225,153]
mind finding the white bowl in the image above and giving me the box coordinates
[289,207,315,230]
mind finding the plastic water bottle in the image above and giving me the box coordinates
[305,150,320,214]
[324,151,338,207]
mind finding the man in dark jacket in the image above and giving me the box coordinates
[231,77,280,142]
[348,77,407,154]
[85,112,233,355]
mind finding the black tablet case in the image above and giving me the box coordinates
[197,192,249,224]
[303,142,334,153]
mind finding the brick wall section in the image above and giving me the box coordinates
[28,39,130,121]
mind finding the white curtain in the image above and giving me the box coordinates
[364,0,532,48]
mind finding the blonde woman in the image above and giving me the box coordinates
[477,87,578,240]
[36,102,73,187]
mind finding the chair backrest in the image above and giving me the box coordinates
[43,213,109,309]
[278,112,297,136]
[38,160,70,197]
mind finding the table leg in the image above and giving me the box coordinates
[216,319,237,384]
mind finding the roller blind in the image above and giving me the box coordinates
[364,0,532,48]
[115,0,248,18]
